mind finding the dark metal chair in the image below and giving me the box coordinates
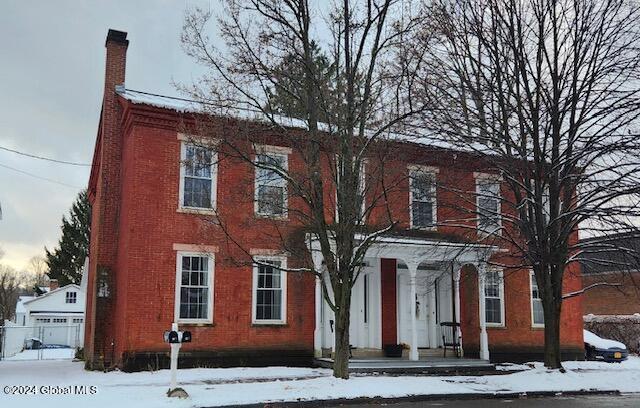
[440,321,461,358]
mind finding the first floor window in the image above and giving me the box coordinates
[484,269,504,325]
[181,143,216,209]
[253,258,287,323]
[531,273,544,326]
[65,291,77,304]
[177,253,213,322]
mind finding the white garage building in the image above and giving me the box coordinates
[15,280,85,347]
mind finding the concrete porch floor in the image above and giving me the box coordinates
[314,356,495,375]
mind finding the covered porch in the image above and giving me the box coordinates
[309,234,498,367]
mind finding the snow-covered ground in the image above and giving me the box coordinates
[3,348,75,361]
[1,358,640,408]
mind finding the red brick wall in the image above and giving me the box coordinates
[583,271,640,315]
[111,123,315,358]
[380,258,397,345]
[460,263,584,356]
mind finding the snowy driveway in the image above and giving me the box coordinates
[1,358,640,407]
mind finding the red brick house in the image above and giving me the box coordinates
[85,30,585,371]
[580,232,640,316]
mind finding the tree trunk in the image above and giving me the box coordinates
[333,296,351,379]
[543,298,563,369]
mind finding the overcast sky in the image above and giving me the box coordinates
[0,0,212,272]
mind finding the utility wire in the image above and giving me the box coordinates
[0,145,91,166]
[0,163,83,189]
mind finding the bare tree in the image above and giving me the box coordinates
[0,265,20,324]
[419,0,640,368]
[180,0,431,378]
[27,255,49,292]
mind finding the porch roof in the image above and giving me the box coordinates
[308,230,499,267]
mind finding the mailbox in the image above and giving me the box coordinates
[167,330,180,344]
[181,331,192,343]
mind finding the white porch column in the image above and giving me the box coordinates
[453,263,463,356]
[477,263,490,361]
[312,253,323,358]
[407,261,419,361]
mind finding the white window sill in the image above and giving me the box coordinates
[177,319,213,325]
[252,320,287,326]
[532,324,545,329]
[486,323,505,328]
[255,213,289,221]
[177,207,217,215]
[410,225,438,231]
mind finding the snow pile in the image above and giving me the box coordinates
[583,329,626,349]
[2,358,640,407]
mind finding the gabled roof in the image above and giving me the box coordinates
[22,284,81,306]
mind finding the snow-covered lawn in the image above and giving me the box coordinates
[1,358,640,408]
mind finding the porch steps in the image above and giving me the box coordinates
[314,357,495,375]
[349,347,453,359]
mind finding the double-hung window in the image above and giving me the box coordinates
[180,142,216,210]
[530,272,544,327]
[175,252,214,323]
[252,257,287,324]
[484,269,504,326]
[409,167,437,229]
[476,176,501,234]
[335,158,366,223]
[65,292,77,304]
[255,151,288,218]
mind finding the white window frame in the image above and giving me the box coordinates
[475,174,502,236]
[178,141,218,213]
[484,268,505,327]
[65,291,77,304]
[174,251,215,324]
[252,255,288,325]
[530,271,545,328]
[408,165,439,230]
[254,145,289,219]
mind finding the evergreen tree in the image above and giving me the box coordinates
[265,41,337,122]
[46,190,91,286]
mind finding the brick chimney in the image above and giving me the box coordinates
[104,29,128,93]
[49,279,59,291]
[86,29,129,369]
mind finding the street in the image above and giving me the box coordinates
[334,394,640,407]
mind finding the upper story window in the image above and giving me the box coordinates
[252,257,287,324]
[175,252,214,323]
[484,269,504,326]
[255,149,288,218]
[530,272,544,327]
[335,158,366,223]
[409,166,438,229]
[180,142,217,211]
[65,291,77,304]
[476,176,501,235]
